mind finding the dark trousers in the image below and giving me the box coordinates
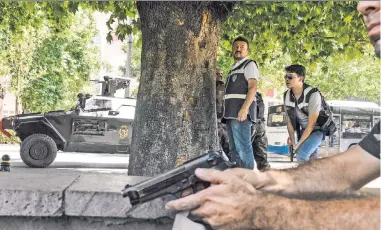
[217,121,230,155]
[251,120,270,170]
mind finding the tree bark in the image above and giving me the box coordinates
[128,1,231,176]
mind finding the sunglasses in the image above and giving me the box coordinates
[284,75,296,80]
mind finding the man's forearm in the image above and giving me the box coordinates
[297,114,318,147]
[255,146,380,196]
[241,86,257,111]
[259,156,354,196]
[287,120,295,144]
[252,195,380,230]
[241,78,258,111]
[297,126,313,146]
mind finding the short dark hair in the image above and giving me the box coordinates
[285,64,306,77]
[233,36,249,50]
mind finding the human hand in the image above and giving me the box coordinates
[293,143,300,153]
[223,168,267,188]
[166,168,259,230]
[237,108,248,121]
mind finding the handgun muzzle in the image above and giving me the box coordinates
[122,185,140,205]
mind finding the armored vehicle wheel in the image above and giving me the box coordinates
[20,134,57,168]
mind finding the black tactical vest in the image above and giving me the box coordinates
[283,84,337,136]
[223,59,257,122]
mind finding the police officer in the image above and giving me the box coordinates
[222,36,259,169]
[251,92,270,171]
[283,64,336,162]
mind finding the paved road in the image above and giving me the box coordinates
[0,144,295,172]
[0,144,129,174]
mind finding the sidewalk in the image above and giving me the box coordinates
[0,144,19,152]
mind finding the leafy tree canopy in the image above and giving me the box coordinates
[1,1,379,113]
[0,2,100,112]
[217,1,380,101]
[103,1,379,102]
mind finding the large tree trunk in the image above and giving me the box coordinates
[128,2,231,176]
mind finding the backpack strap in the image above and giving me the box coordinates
[298,86,319,117]
[231,59,252,72]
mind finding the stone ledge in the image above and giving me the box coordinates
[65,174,177,219]
[0,170,177,220]
[0,172,80,216]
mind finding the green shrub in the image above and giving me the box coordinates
[0,130,20,144]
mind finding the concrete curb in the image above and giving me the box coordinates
[0,171,176,229]
[65,174,142,217]
[0,172,80,216]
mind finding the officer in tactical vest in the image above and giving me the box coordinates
[251,92,271,171]
[283,64,333,162]
[216,69,230,155]
[222,37,259,169]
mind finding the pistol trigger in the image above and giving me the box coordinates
[191,184,197,193]
[174,191,182,199]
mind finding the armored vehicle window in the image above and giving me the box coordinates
[85,99,112,110]
[117,105,135,119]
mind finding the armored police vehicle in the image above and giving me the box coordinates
[0,77,136,168]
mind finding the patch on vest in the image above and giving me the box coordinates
[232,74,237,82]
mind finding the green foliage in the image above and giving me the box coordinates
[119,31,142,80]
[22,72,65,112]
[99,1,378,103]
[95,1,379,103]
[1,1,378,114]
[0,130,20,144]
[218,1,379,102]
[309,50,380,102]
[80,1,139,42]
[131,87,139,97]
[0,4,100,113]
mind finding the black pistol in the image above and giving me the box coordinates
[290,145,295,162]
[122,151,235,206]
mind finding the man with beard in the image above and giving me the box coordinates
[222,37,259,169]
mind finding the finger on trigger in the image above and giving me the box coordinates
[181,188,194,197]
